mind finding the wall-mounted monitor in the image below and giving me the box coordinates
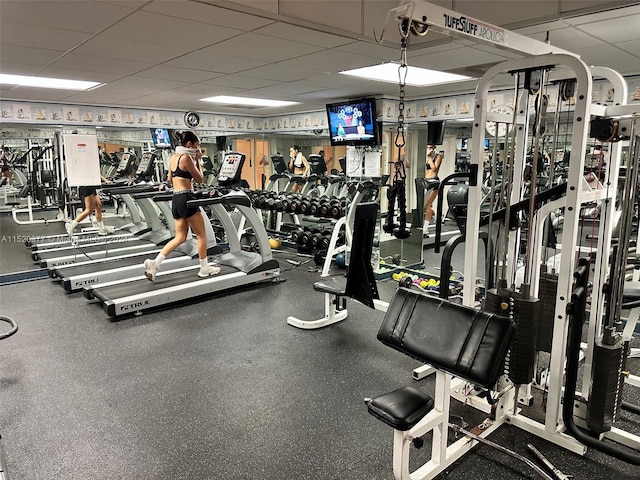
[326,97,379,147]
[426,121,445,146]
[150,128,173,149]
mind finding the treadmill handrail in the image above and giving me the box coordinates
[187,191,251,208]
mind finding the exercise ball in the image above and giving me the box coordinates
[269,238,282,249]
[335,253,346,269]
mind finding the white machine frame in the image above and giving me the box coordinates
[372,2,640,479]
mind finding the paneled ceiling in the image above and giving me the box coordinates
[1,0,639,116]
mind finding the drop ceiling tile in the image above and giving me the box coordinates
[212,33,326,63]
[574,16,640,43]
[286,73,371,89]
[102,10,244,49]
[51,53,155,76]
[278,49,381,72]
[240,64,317,82]
[61,90,146,105]
[573,44,640,74]
[563,3,640,22]
[254,22,354,48]
[134,66,224,83]
[221,0,279,15]
[526,25,606,51]
[200,75,280,90]
[301,87,381,101]
[73,35,190,63]
[98,1,147,8]
[0,22,92,51]
[279,0,362,34]
[171,84,246,97]
[336,41,403,62]
[165,49,268,75]
[246,83,327,96]
[144,1,274,30]
[455,0,560,26]
[97,77,191,96]
[514,20,568,36]
[37,67,121,84]
[4,86,79,102]
[616,39,640,58]
[0,45,65,67]
[0,0,133,33]
[0,62,43,76]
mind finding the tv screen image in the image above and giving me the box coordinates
[326,97,379,146]
[150,128,172,149]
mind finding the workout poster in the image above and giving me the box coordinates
[63,134,101,187]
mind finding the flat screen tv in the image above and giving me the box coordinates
[426,121,445,146]
[150,128,173,149]
[326,97,379,147]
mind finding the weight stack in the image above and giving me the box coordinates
[483,287,513,378]
[508,292,539,385]
[483,287,511,316]
[587,339,627,434]
[536,269,558,353]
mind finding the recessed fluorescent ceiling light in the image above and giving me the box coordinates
[0,73,102,91]
[200,95,300,107]
[340,62,472,87]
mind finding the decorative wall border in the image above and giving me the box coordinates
[1,76,638,134]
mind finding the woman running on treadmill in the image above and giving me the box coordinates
[143,130,219,281]
[287,144,309,194]
[423,144,443,231]
[66,176,110,236]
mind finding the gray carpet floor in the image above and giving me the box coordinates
[0,211,639,479]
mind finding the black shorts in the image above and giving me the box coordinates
[78,186,98,200]
[425,177,440,191]
[1,165,9,173]
[172,191,199,219]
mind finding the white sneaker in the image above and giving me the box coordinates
[144,259,159,282]
[98,228,108,236]
[65,221,76,237]
[198,264,221,278]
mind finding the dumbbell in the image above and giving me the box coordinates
[298,197,313,214]
[330,199,346,218]
[299,228,321,246]
[308,198,323,216]
[289,196,304,214]
[290,227,305,244]
[280,196,293,212]
[318,197,334,217]
[309,229,331,249]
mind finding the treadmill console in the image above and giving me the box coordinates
[218,152,245,187]
[136,152,157,181]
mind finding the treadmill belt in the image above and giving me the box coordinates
[56,250,182,278]
[37,239,152,260]
[92,265,239,301]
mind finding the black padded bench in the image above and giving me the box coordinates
[366,288,515,479]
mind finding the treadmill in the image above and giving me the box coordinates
[90,152,280,318]
[27,151,143,249]
[34,182,170,268]
[55,191,220,293]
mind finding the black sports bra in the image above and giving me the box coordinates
[172,155,193,179]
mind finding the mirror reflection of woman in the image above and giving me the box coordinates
[288,145,309,194]
[423,145,443,231]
